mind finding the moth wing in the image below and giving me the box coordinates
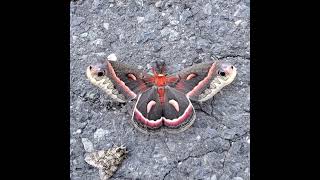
[99,168,111,180]
[106,60,153,100]
[170,61,236,102]
[162,86,196,133]
[84,151,105,168]
[86,60,153,102]
[168,62,214,100]
[131,86,196,133]
[131,87,164,133]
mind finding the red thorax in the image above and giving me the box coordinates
[151,68,177,104]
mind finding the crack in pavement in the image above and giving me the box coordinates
[194,98,232,132]
[220,130,249,174]
[162,138,232,180]
[221,140,232,174]
[163,130,249,179]
[160,137,172,154]
[222,130,250,143]
[195,97,216,116]
[162,165,175,180]
[217,54,250,60]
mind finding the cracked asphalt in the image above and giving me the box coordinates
[70,0,250,179]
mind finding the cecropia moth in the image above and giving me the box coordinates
[86,54,237,133]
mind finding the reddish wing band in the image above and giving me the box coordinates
[169,62,217,101]
[106,60,153,101]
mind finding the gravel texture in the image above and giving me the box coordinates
[70,0,250,179]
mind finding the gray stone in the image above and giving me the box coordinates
[80,32,88,38]
[135,0,144,7]
[136,16,144,24]
[160,27,179,41]
[203,3,212,15]
[210,174,217,180]
[197,38,210,49]
[180,10,193,23]
[233,177,244,180]
[93,128,109,140]
[222,128,237,140]
[155,1,163,8]
[136,31,156,44]
[81,138,94,152]
[72,129,82,135]
[71,16,85,27]
[103,23,109,30]
[152,42,162,52]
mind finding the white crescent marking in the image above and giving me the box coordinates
[186,73,196,80]
[147,100,156,114]
[169,99,179,112]
[127,73,137,80]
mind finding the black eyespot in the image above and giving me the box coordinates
[231,66,234,69]
[218,71,225,76]
[97,70,104,77]
[89,66,92,70]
